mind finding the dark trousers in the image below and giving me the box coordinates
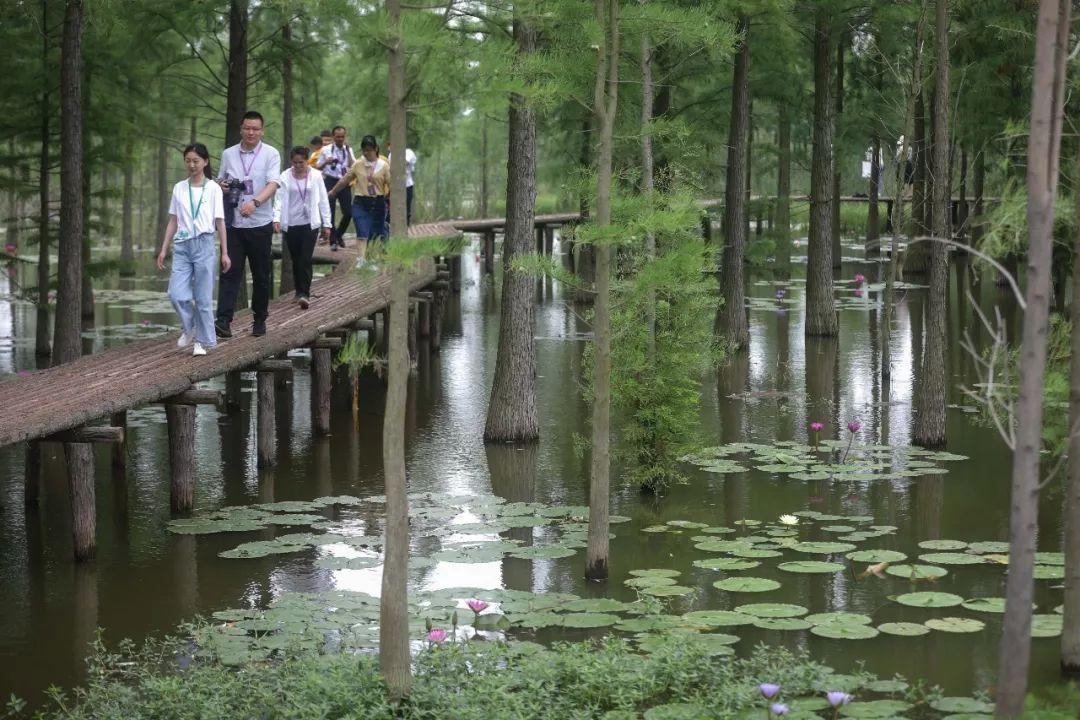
[406,185,414,225]
[324,175,352,242]
[217,222,273,324]
[285,225,317,298]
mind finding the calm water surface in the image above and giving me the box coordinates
[0,235,1066,705]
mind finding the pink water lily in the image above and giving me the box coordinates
[847,420,861,433]
[854,288,864,298]
[810,422,824,432]
[467,599,489,614]
[853,273,866,284]
[427,628,447,643]
[4,243,16,254]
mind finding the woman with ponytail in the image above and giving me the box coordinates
[157,143,231,356]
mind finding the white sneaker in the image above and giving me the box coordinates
[192,342,208,356]
[177,330,194,348]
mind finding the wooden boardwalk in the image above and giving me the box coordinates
[0,221,459,449]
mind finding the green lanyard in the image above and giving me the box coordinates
[188,179,207,228]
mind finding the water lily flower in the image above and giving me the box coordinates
[853,273,865,284]
[759,683,781,699]
[810,422,823,432]
[854,288,864,298]
[4,242,16,254]
[467,599,489,614]
[770,703,790,717]
[778,515,798,526]
[827,691,852,708]
[775,288,786,300]
[427,628,447,644]
[141,319,151,327]
[847,420,861,433]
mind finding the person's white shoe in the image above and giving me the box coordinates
[192,342,208,356]
[177,330,194,348]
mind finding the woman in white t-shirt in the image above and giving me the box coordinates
[156,143,231,356]
[273,146,331,308]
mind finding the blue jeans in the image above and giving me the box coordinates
[352,196,387,243]
[169,232,217,347]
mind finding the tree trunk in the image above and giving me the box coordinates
[912,0,949,449]
[716,15,750,350]
[640,0,655,354]
[806,9,838,337]
[906,91,930,273]
[380,0,411,700]
[832,35,844,267]
[479,116,489,216]
[155,133,169,244]
[972,149,985,246]
[585,0,619,582]
[36,0,52,359]
[957,148,968,242]
[52,0,84,366]
[774,104,791,275]
[278,23,294,297]
[997,1,1070,714]
[1063,145,1080,676]
[882,1,929,383]
[120,150,134,269]
[867,133,881,254]
[80,62,92,321]
[574,114,595,303]
[485,15,538,443]
[225,0,248,147]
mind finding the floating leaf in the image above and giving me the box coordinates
[885,564,948,579]
[730,548,784,559]
[629,569,681,578]
[1036,551,1065,566]
[562,598,630,613]
[876,622,930,637]
[701,526,736,535]
[1032,614,1063,638]
[255,501,323,513]
[1034,565,1064,580]
[961,597,1006,613]
[792,541,858,555]
[917,552,984,566]
[929,697,995,714]
[846,550,907,563]
[778,561,844,574]
[712,577,781,593]
[512,612,563,629]
[918,539,968,551]
[734,602,808,618]
[263,513,327,526]
[811,623,880,640]
[561,613,620,628]
[693,558,761,571]
[694,540,753,553]
[805,613,872,626]
[923,617,985,633]
[894,591,964,608]
[864,679,909,693]
[640,585,694,597]
[822,525,857,533]
[839,699,911,717]
[681,610,755,627]
[508,546,576,560]
[625,576,676,589]
[666,520,708,529]
[967,541,1009,554]
[753,617,813,631]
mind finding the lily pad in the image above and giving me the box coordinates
[562,598,630,613]
[846,550,907,563]
[734,602,808,618]
[512,612,564,629]
[792,541,858,555]
[930,697,995,714]
[885,564,948,579]
[779,560,844,574]
[730,548,784,559]
[693,558,761,571]
[640,584,694,597]
[1034,565,1064,580]
[877,622,930,637]
[864,679,909,693]
[624,576,677,589]
[681,610,755,627]
[508,546,576,560]
[967,541,1009,554]
[839,699,911,717]
[961,597,1006,613]
[805,612,872,626]
[917,552,984,566]
[811,623,880,640]
[918,539,968,551]
[629,569,682,578]
[894,591,964,608]
[1032,614,1063,638]
[1036,551,1065,566]
[694,540,753,553]
[712,577,781,593]
[753,617,813,631]
[561,613,620,628]
[924,617,985,633]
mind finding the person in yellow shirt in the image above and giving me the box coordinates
[328,135,390,256]
[308,130,332,168]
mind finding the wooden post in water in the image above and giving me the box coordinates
[407,302,418,372]
[544,226,554,255]
[274,351,292,389]
[311,347,332,436]
[535,225,544,254]
[65,442,95,561]
[110,411,127,479]
[257,370,276,467]
[418,296,431,337]
[483,230,495,274]
[24,440,41,508]
[431,280,448,350]
[165,403,196,513]
[225,370,243,411]
[449,255,462,292]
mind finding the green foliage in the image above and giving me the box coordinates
[978,180,1075,260]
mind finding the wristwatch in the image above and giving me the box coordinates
[253,199,262,208]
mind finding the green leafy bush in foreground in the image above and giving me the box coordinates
[16,633,1080,719]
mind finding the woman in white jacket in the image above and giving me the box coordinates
[273,146,332,308]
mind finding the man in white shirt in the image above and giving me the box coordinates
[215,110,281,338]
[387,142,418,225]
[316,125,355,249]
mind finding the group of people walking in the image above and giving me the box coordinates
[156,110,417,357]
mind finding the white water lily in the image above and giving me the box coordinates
[778,514,799,526]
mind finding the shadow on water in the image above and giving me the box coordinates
[0,239,1067,703]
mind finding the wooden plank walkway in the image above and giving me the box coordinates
[0,221,459,448]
